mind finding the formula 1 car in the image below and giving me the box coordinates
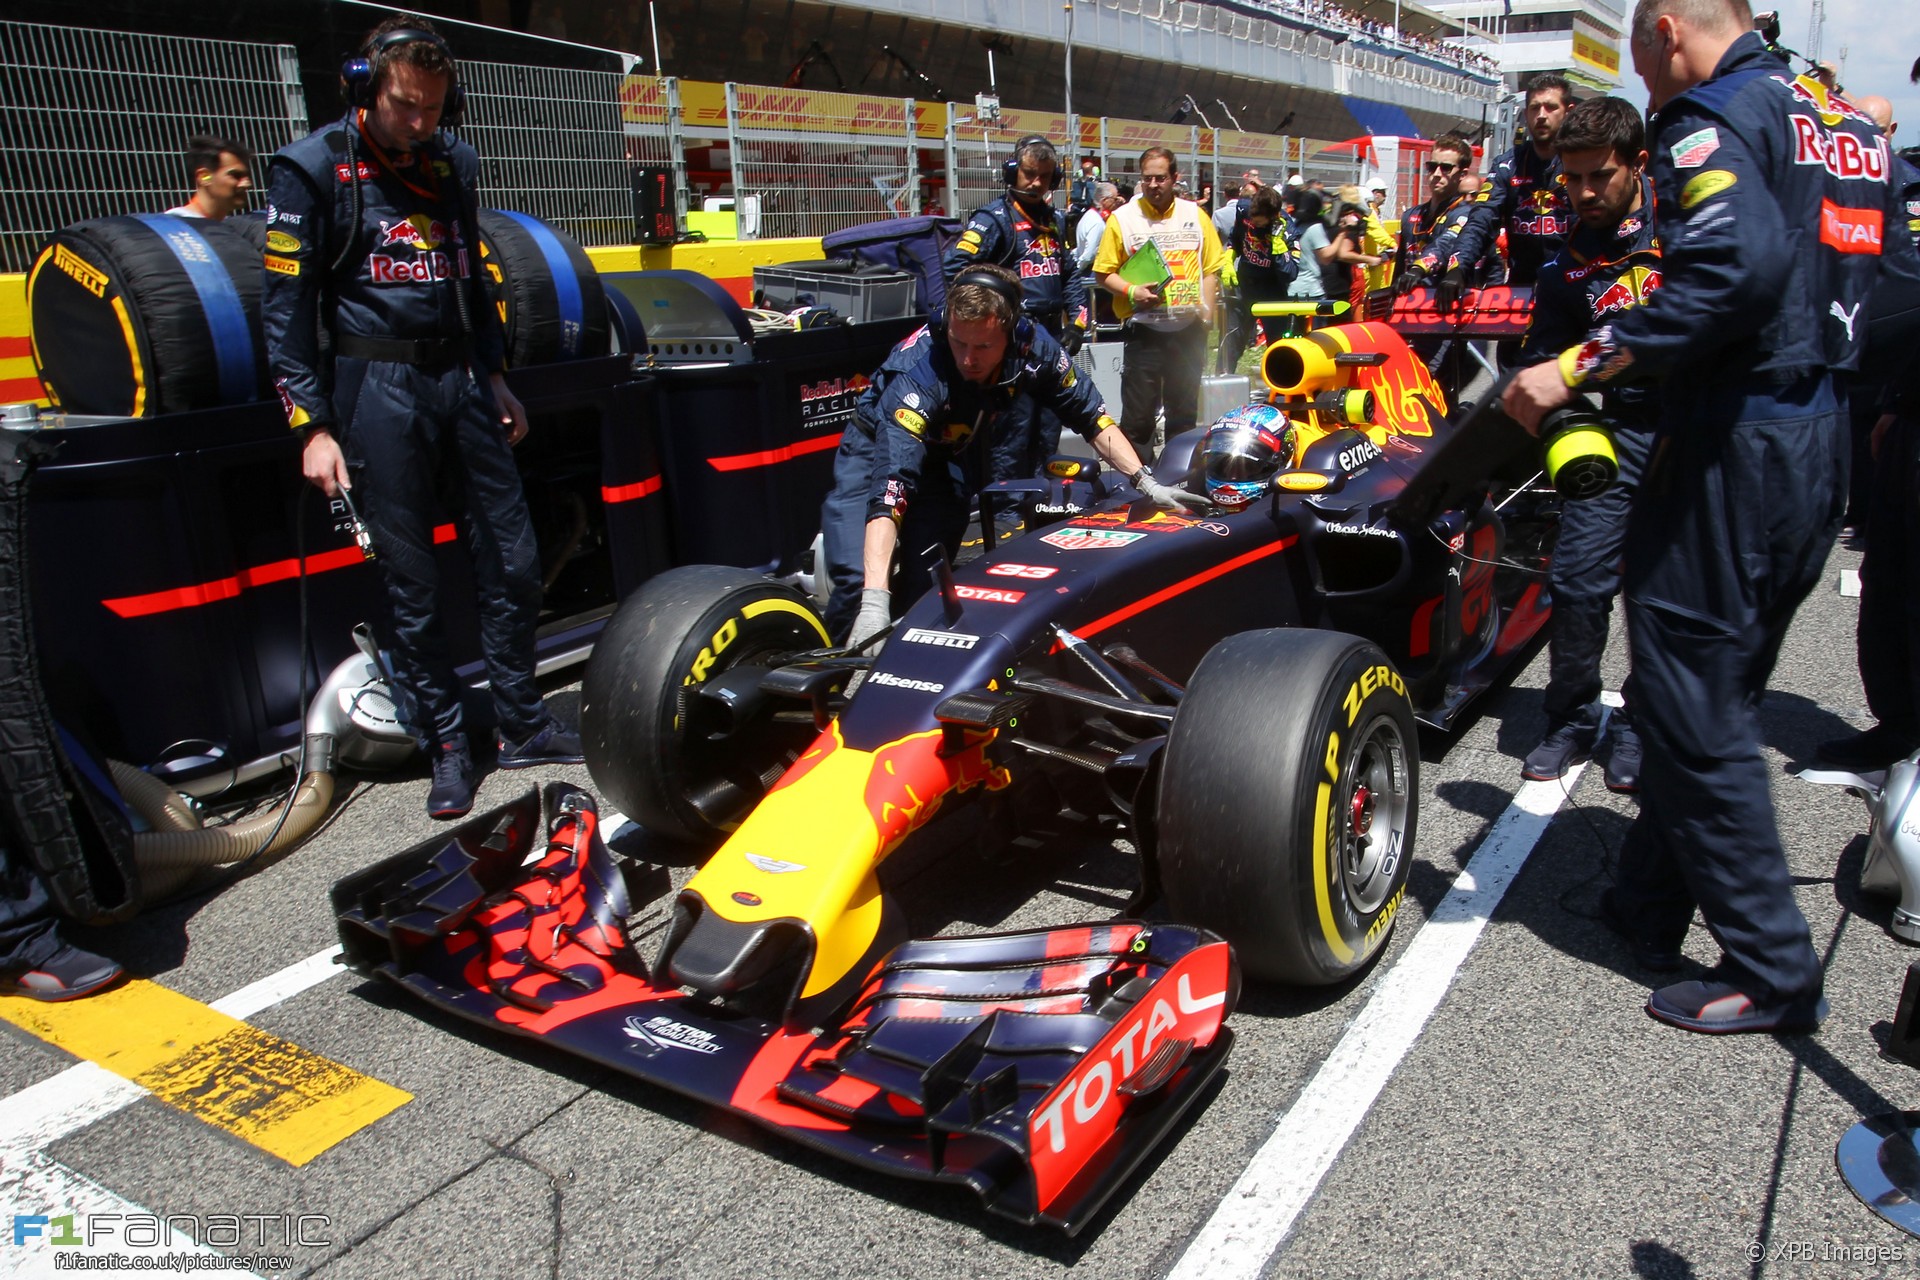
[332,320,1561,1232]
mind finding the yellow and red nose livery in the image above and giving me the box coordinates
[683,721,1012,999]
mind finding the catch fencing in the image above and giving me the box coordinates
[0,21,308,272]
[462,61,684,247]
[725,83,919,240]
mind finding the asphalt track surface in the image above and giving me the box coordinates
[5,538,1917,1280]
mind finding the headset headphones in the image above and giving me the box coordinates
[341,27,467,127]
[1002,134,1064,191]
[931,267,1035,359]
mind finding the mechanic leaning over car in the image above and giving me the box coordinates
[263,15,584,824]
[1513,97,1661,795]
[821,264,1204,648]
[1503,0,1920,1035]
[941,136,1092,491]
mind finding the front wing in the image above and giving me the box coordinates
[331,783,1238,1233]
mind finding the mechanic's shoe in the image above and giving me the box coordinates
[1522,711,1600,781]
[498,718,585,769]
[1602,721,1642,794]
[1646,977,1827,1035]
[0,944,124,1002]
[1597,888,1683,973]
[427,735,478,820]
[1817,724,1919,773]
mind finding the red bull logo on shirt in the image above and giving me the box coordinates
[377,215,456,250]
[1591,265,1662,319]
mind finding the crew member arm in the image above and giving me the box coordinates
[261,157,333,433]
[1443,158,1513,274]
[940,208,1005,281]
[859,375,943,587]
[452,147,507,378]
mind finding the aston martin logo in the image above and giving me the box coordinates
[623,1015,721,1054]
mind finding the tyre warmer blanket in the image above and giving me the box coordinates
[333,782,1237,1232]
[0,429,139,923]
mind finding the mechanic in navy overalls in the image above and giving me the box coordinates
[1444,74,1576,296]
[1826,102,1920,773]
[1504,9,1920,1034]
[1512,96,1661,794]
[262,19,582,822]
[820,265,1200,647]
[940,135,1092,486]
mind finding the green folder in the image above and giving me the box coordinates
[1117,238,1172,288]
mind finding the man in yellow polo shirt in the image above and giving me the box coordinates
[1093,146,1226,461]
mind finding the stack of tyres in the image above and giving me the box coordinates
[477,210,611,366]
[27,215,270,417]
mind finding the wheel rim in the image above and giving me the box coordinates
[1337,713,1411,915]
[675,635,817,829]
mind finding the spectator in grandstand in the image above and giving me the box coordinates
[1092,146,1227,460]
[264,15,582,823]
[1075,182,1121,271]
[166,135,254,221]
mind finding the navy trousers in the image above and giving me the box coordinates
[1614,373,1847,1002]
[335,357,547,752]
[1542,422,1653,722]
[1119,322,1206,463]
[0,842,58,972]
[1859,411,1920,737]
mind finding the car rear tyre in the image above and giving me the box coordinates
[1157,628,1418,985]
[581,566,830,845]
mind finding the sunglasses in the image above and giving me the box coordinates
[1426,161,1461,174]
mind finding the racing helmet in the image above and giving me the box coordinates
[1203,404,1295,510]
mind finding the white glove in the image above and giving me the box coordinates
[847,588,893,653]
[1134,467,1209,514]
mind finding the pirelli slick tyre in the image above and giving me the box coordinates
[1157,628,1418,986]
[476,209,610,366]
[27,215,269,417]
[581,566,830,846]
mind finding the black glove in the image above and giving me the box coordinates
[1396,261,1431,296]
[1062,326,1086,358]
[1435,264,1467,311]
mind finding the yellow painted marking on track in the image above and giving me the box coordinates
[0,978,409,1166]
